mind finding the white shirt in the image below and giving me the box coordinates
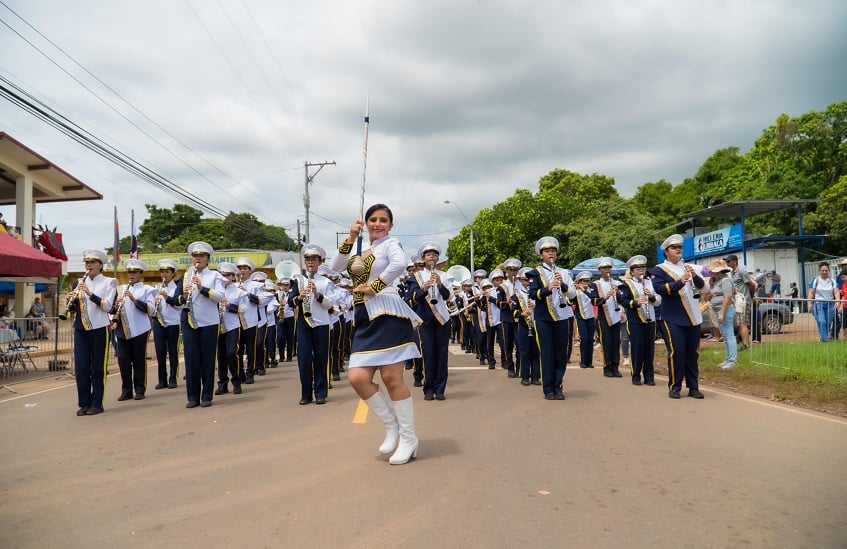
[115,282,155,339]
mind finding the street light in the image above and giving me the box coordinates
[444,200,474,273]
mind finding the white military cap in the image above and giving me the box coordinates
[461,278,473,286]
[187,241,214,255]
[575,270,592,282]
[263,279,276,292]
[517,267,531,279]
[660,234,684,251]
[452,281,461,289]
[236,257,255,270]
[535,236,559,255]
[472,269,487,278]
[217,262,237,275]
[416,241,441,259]
[406,259,415,269]
[489,269,505,280]
[597,257,614,269]
[250,271,268,282]
[480,278,493,289]
[82,249,108,263]
[124,259,147,272]
[503,258,522,269]
[340,278,352,288]
[626,255,648,270]
[301,244,326,260]
[157,259,178,271]
[278,277,291,285]
[317,265,332,277]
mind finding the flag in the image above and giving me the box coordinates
[113,206,121,265]
[130,209,138,259]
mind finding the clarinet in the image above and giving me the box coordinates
[302,267,314,318]
[427,258,440,304]
[547,259,567,308]
[59,270,89,320]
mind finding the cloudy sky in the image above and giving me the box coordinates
[1,0,845,264]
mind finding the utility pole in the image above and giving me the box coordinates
[303,160,336,243]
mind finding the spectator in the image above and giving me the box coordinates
[769,270,781,296]
[808,262,841,342]
[789,282,799,313]
[725,254,760,348]
[25,296,50,339]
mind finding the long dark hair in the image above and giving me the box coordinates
[365,203,393,223]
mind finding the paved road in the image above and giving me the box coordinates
[1,345,845,548]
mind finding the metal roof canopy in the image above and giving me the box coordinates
[0,132,103,205]
[683,199,821,295]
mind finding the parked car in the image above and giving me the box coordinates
[699,299,794,336]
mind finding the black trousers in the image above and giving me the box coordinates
[598,316,621,374]
[217,327,241,387]
[182,320,219,403]
[536,318,569,396]
[117,331,150,397]
[152,321,180,385]
[296,321,329,400]
[73,326,109,409]
[420,320,450,396]
[576,316,595,367]
[277,316,295,360]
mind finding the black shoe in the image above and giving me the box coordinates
[645,380,656,386]
[299,398,313,405]
[214,387,228,395]
[269,362,278,368]
[168,382,177,389]
[186,401,200,408]
[257,369,266,376]
[117,394,131,401]
[315,397,326,405]
[632,379,642,386]
[555,393,565,400]
[531,379,541,385]
[233,385,242,394]
[200,401,212,408]
[85,406,104,415]
[579,364,590,369]
[133,394,145,400]
[613,370,623,378]
[338,366,345,372]
[507,371,516,378]
[488,364,495,370]
[76,407,89,416]
[603,371,614,378]
[424,394,435,401]
[413,380,423,387]
[688,389,705,399]
[521,379,531,386]
[435,394,445,401]
[544,393,556,400]
[245,377,255,385]
[668,390,681,399]
[332,374,341,381]
[240,372,247,382]
[154,383,167,390]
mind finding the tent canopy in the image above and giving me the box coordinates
[0,232,63,277]
[571,257,627,277]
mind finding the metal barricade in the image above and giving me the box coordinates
[749,297,847,381]
[1,315,158,391]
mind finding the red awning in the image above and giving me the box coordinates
[0,232,63,277]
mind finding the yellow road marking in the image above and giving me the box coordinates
[353,399,369,423]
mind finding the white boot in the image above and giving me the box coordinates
[364,390,399,454]
[389,396,419,465]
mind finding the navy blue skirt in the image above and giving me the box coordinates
[349,304,421,367]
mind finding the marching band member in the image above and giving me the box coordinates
[406,242,454,401]
[330,203,423,465]
[500,259,522,377]
[619,255,661,386]
[250,270,273,376]
[459,279,475,354]
[481,278,500,369]
[114,259,155,402]
[289,244,343,405]
[178,241,225,408]
[322,268,345,383]
[276,278,296,362]
[594,257,623,378]
[67,249,117,416]
[512,267,540,386]
[572,271,598,369]
[490,269,513,376]
[152,259,182,389]
[263,279,280,368]
[235,258,261,383]
[649,234,706,399]
[215,262,247,395]
[527,236,576,400]
[338,278,355,368]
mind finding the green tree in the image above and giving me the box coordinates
[138,204,204,253]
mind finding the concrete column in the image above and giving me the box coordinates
[14,175,35,319]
